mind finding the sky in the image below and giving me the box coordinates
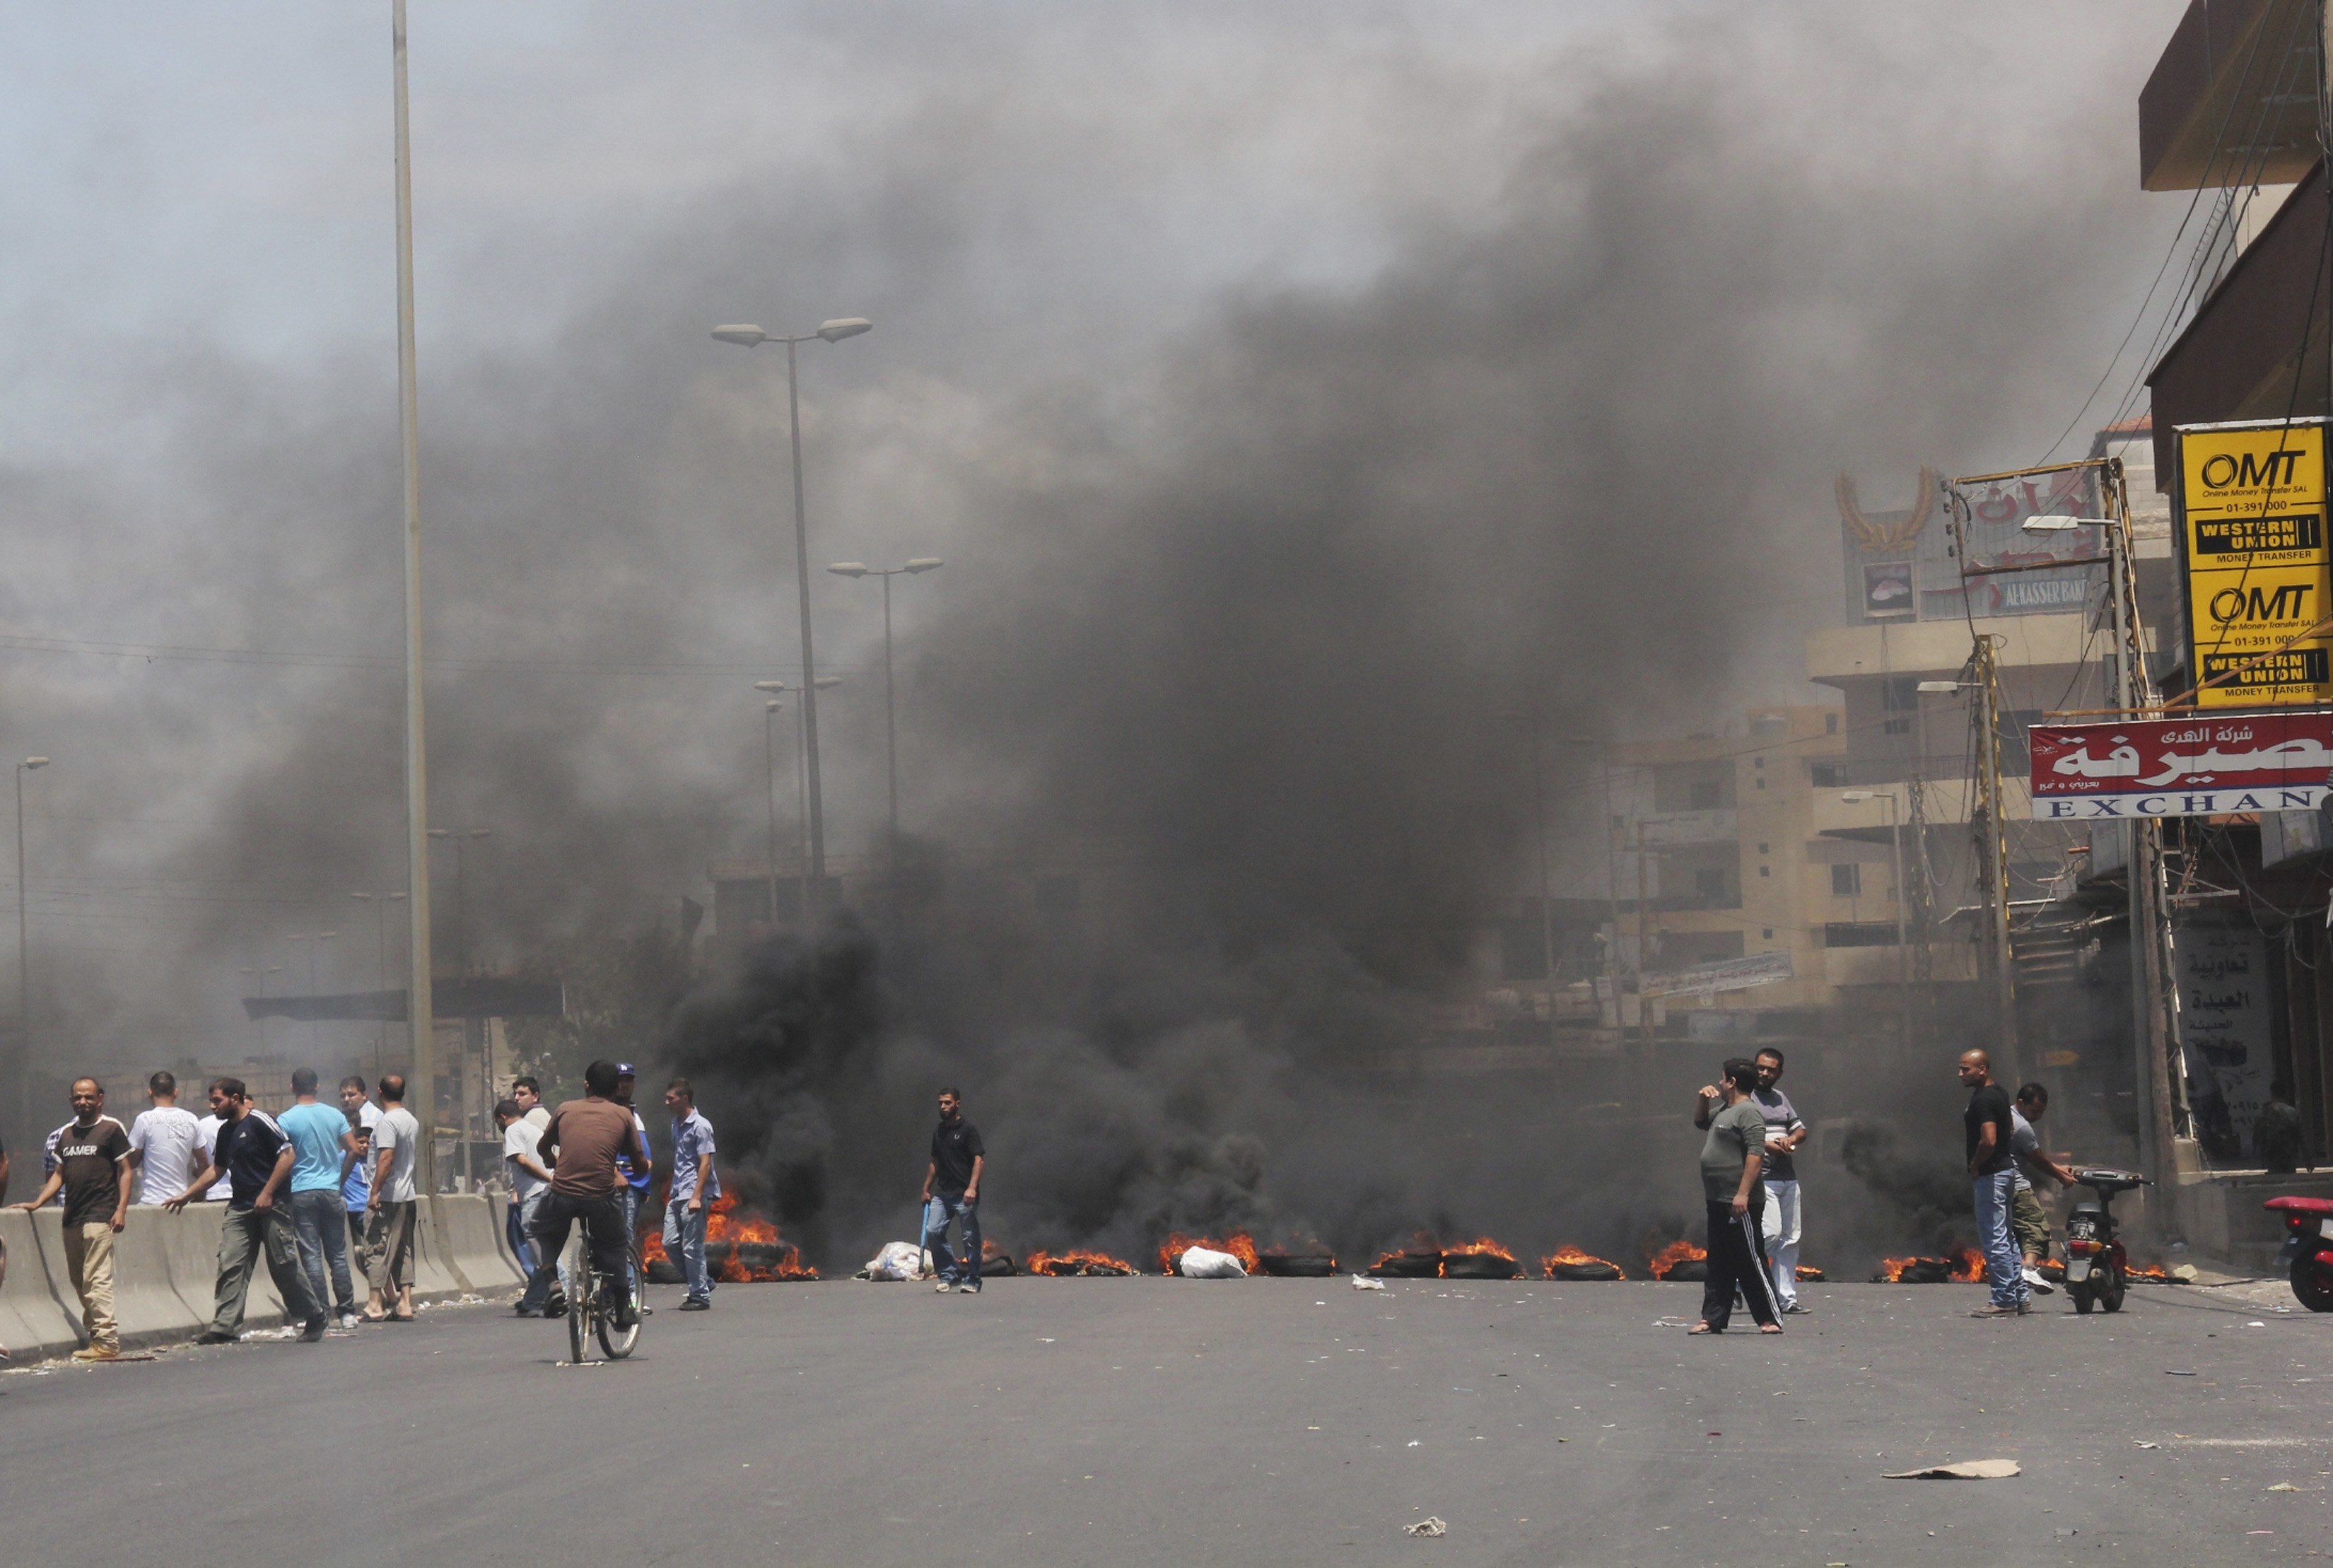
[0,1,2191,1102]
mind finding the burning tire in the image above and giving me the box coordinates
[981,1252,1017,1277]
[705,1241,817,1280]
[1442,1253,1521,1280]
[1368,1251,1442,1279]
[1655,1259,1707,1282]
[646,1258,684,1285]
[1258,1253,1338,1277]
[1547,1260,1622,1281]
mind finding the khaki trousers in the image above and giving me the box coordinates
[61,1222,119,1352]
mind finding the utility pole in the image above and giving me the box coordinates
[391,0,437,1196]
[1967,633,2020,1084]
[1527,708,1557,1051]
[1635,819,1654,1054]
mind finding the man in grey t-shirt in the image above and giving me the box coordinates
[2010,1083,2080,1296]
[1689,1058,1782,1334]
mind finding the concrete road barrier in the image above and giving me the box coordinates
[0,1195,518,1362]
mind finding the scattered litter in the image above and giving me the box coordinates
[2249,1531,2276,1536]
[1404,1517,1446,1538]
[2249,1321,2267,1329]
[555,1359,603,1369]
[2166,1370,2197,1376]
[856,1241,926,1282]
[239,1327,298,1342]
[2173,1264,2199,1282]
[1179,1246,1246,1277]
[1407,1440,1422,1448]
[2136,1441,2161,1449]
[2269,1483,2302,1492]
[1883,1459,2021,1480]
[1352,1275,1387,1292]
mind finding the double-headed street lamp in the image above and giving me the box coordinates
[351,890,409,1072]
[13,754,46,1123]
[426,828,491,973]
[827,558,942,907]
[754,678,842,920]
[713,315,872,896]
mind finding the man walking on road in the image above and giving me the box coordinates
[663,1077,718,1311]
[8,1078,131,1359]
[921,1087,986,1294]
[1689,1058,1782,1335]
[166,1077,326,1344]
[280,1068,360,1329]
[126,1070,206,1207]
[498,1099,559,1316]
[364,1075,421,1323]
[1697,1048,1808,1314]
[1961,1048,2029,1319]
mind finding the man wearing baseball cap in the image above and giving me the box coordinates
[612,1065,655,1315]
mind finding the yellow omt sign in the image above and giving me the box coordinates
[2179,421,2333,708]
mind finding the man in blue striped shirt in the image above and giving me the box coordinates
[663,1078,719,1310]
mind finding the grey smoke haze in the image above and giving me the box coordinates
[0,3,2181,1263]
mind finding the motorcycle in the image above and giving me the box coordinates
[2264,1195,2333,1312]
[2064,1169,2149,1315]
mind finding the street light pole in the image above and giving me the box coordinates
[391,0,438,1196]
[827,558,942,924]
[764,698,783,930]
[713,316,873,908]
[13,756,46,1125]
[426,828,491,973]
[754,678,842,922]
[352,891,407,1076]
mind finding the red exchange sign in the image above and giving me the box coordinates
[2027,710,2333,819]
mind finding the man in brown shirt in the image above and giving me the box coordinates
[526,1058,648,1326]
[8,1078,131,1359]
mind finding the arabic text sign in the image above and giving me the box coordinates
[2028,710,2333,819]
[2178,421,2333,708]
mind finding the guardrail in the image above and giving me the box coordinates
[0,1194,524,1362]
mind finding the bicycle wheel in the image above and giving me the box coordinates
[566,1234,590,1364]
[597,1290,641,1359]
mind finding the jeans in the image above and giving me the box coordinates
[1760,1178,1801,1309]
[214,1205,322,1336]
[662,1195,712,1302]
[289,1189,356,1317]
[62,1222,119,1352]
[922,1192,981,1286]
[505,1190,540,1277]
[1700,1199,1779,1330]
[526,1189,626,1306]
[619,1185,646,1296]
[1973,1168,2028,1308]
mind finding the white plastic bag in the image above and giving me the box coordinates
[858,1241,926,1281]
[1178,1245,1247,1278]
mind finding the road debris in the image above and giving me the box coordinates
[1883,1459,2021,1480]
[1404,1517,1446,1537]
[1352,1275,1387,1291]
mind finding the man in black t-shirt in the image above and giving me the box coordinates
[7,1077,131,1359]
[165,1077,324,1344]
[920,1088,986,1294]
[1959,1048,2028,1318]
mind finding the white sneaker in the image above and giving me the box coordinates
[2021,1266,2056,1297]
[933,1281,951,1293]
[336,1314,361,1331]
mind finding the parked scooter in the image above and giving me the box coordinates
[2264,1195,2333,1312]
[2064,1169,2149,1314]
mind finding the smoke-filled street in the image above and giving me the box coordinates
[1,1277,2321,1566]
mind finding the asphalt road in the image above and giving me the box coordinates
[3,1274,2327,1567]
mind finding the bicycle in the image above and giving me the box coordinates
[563,1227,641,1363]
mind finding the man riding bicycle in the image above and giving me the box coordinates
[525,1059,650,1328]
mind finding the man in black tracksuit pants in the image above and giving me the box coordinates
[1690,1057,1783,1335]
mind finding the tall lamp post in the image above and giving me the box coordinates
[759,698,784,929]
[753,677,842,919]
[13,754,46,1125]
[827,557,942,920]
[426,828,492,973]
[351,890,408,1075]
[712,315,874,899]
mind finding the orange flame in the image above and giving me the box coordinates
[647,1187,818,1280]
[1157,1232,1259,1274]
[1441,1236,1515,1260]
[1647,1239,1706,1278]
[1874,1248,1982,1284]
[1540,1246,1626,1279]
[1948,1246,1984,1283]
[1025,1247,1135,1276]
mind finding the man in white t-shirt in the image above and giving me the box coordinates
[190,1095,235,1203]
[498,1097,560,1315]
[362,1074,422,1322]
[126,1070,207,1206]
[339,1076,384,1135]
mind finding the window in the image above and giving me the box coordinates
[1825,713,1839,735]
[1883,718,1912,736]
[1758,865,1770,878]
[1695,869,1727,899]
[1762,928,1774,940]
[1690,780,1722,810]
[1823,922,1898,948]
[1811,763,1845,788]
[1831,864,1861,897]
[1757,843,1769,854]
[1883,677,1919,712]
[1753,756,1765,770]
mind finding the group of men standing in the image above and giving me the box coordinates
[1690,1048,1804,1334]
[1,1068,427,1359]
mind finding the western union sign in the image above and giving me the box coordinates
[2177,420,2333,708]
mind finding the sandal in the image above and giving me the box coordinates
[1758,1323,1784,1335]
[1688,1323,1718,1335]
[358,1311,391,1324]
